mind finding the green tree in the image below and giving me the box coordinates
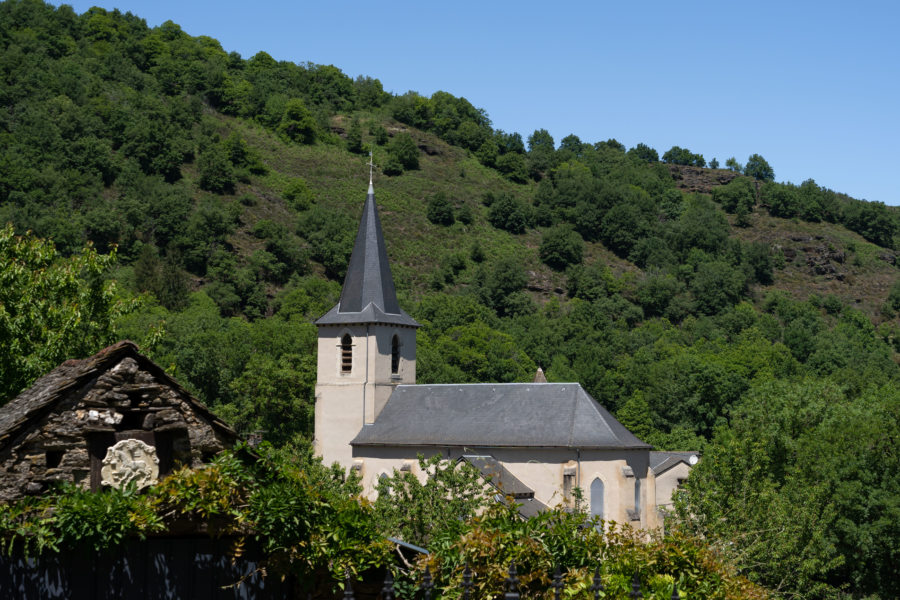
[743,153,774,181]
[671,195,730,255]
[368,122,389,145]
[725,156,743,172]
[297,206,355,279]
[744,242,773,285]
[381,153,404,176]
[456,203,473,225]
[454,120,488,151]
[527,128,555,180]
[712,177,755,214]
[373,455,490,546]
[888,279,900,312]
[475,138,499,168]
[599,203,651,257]
[690,260,746,314]
[761,182,798,218]
[346,117,364,154]
[283,177,316,211]
[556,134,585,163]
[426,192,455,226]
[420,321,537,383]
[674,379,900,599]
[635,272,685,317]
[388,132,419,170]
[615,390,655,442]
[133,245,189,310]
[222,350,316,445]
[662,146,705,167]
[197,144,234,193]
[627,143,659,163]
[474,255,531,316]
[487,193,531,234]
[0,226,131,403]
[539,225,584,270]
[496,151,529,183]
[277,98,317,144]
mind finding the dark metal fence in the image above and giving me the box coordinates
[0,536,293,600]
[2,542,682,599]
[344,563,682,600]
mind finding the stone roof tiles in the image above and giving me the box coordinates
[0,340,237,451]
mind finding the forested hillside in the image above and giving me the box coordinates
[1,1,898,597]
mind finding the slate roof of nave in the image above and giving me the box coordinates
[351,383,651,450]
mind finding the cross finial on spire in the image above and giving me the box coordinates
[367,151,376,194]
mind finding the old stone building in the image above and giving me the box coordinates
[314,179,697,529]
[0,340,237,503]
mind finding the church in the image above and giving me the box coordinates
[313,178,696,530]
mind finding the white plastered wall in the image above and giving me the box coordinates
[313,324,416,471]
[350,445,662,531]
[653,462,692,515]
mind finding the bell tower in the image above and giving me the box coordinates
[313,171,419,469]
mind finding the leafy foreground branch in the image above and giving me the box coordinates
[0,448,767,598]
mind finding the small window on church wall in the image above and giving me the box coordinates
[590,478,604,524]
[563,472,574,500]
[634,478,642,520]
[341,334,353,373]
[391,335,400,374]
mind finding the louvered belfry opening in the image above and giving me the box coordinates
[391,335,400,374]
[341,334,353,373]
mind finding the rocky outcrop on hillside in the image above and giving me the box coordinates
[668,164,743,194]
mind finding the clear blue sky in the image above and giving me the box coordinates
[55,1,900,205]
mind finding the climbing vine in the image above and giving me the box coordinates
[0,447,767,598]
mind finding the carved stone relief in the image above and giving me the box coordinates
[100,438,159,490]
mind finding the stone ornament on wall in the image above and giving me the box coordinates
[100,439,160,490]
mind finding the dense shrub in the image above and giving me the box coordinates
[426,192,455,226]
[539,225,584,270]
[487,193,532,234]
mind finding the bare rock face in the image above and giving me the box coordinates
[667,164,742,194]
[0,343,237,503]
[417,143,441,156]
[804,245,847,281]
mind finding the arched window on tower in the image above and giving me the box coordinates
[590,477,604,527]
[341,334,352,373]
[391,335,400,374]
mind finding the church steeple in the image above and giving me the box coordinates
[313,170,419,467]
[315,175,419,327]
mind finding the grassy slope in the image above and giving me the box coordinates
[732,205,897,319]
[188,110,898,322]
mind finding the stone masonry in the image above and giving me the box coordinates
[0,341,237,503]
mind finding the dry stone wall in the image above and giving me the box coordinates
[0,357,233,503]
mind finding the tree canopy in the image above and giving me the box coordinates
[0,226,131,403]
[743,153,775,181]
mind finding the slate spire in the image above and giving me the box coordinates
[315,180,419,327]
